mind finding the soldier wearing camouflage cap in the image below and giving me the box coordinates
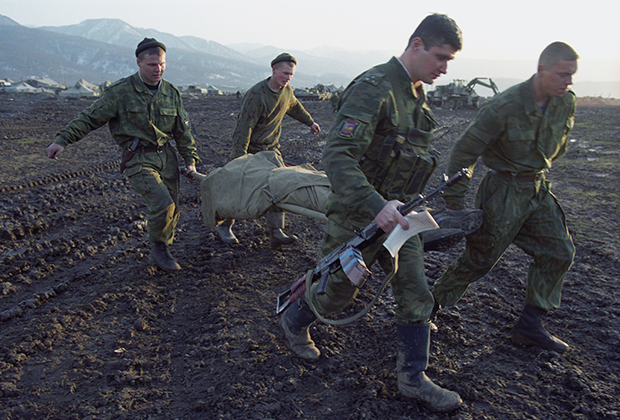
[279,14,463,412]
[216,52,321,247]
[47,37,199,272]
[432,42,579,354]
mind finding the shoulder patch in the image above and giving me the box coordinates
[338,119,362,139]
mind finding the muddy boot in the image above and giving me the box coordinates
[396,322,462,412]
[266,212,298,248]
[432,209,484,235]
[215,219,239,244]
[271,229,299,248]
[279,298,320,361]
[149,242,181,272]
[511,305,569,353]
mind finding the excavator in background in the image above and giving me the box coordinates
[427,77,500,109]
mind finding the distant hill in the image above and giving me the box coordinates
[1,14,618,97]
[0,17,272,90]
[0,15,19,26]
[38,18,251,62]
[0,15,359,91]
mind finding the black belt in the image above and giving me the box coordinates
[491,169,545,183]
[135,143,168,154]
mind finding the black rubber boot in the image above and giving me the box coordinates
[511,305,569,353]
[396,322,462,412]
[149,242,181,272]
[422,228,464,252]
[432,209,484,235]
[279,298,320,361]
[215,219,239,244]
[270,229,299,248]
[266,212,298,248]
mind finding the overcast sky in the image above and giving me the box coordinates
[3,0,620,84]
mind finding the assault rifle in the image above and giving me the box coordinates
[275,168,470,314]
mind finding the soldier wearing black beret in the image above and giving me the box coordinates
[48,37,198,273]
[216,52,321,247]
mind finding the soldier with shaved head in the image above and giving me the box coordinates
[432,41,579,354]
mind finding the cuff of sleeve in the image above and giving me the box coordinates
[54,137,68,147]
[365,193,388,219]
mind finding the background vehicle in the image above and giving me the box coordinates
[427,77,500,109]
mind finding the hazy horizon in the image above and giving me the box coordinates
[1,0,619,96]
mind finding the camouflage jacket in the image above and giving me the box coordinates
[230,79,315,159]
[54,72,199,166]
[443,75,576,209]
[322,56,438,228]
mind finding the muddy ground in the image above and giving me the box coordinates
[0,92,618,420]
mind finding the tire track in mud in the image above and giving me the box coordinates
[3,95,618,419]
[0,159,120,194]
[0,256,180,416]
[0,161,150,323]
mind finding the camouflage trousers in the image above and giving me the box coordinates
[124,145,180,245]
[433,172,575,311]
[308,216,435,324]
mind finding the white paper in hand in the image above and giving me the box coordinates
[382,210,439,258]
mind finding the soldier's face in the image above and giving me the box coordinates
[538,59,577,97]
[137,52,166,85]
[271,63,295,90]
[407,39,457,85]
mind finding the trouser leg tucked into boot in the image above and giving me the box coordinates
[149,242,181,272]
[215,219,239,244]
[511,305,569,353]
[396,322,462,412]
[267,211,298,248]
[279,298,320,361]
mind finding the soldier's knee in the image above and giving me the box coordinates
[558,239,576,267]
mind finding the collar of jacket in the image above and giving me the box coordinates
[521,74,574,116]
[131,72,172,97]
[387,56,428,106]
[388,57,425,98]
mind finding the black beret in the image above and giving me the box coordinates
[135,37,167,57]
[271,52,297,67]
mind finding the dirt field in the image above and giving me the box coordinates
[0,92,618,420]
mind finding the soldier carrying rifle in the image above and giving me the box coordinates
[278,14,464,412]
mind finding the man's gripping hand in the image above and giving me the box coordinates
[374,200,410,234]
[47,143,64,159]
[182,164,197,178]
[309,122,321,135]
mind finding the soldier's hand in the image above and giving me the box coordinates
[374,200,409,234]
[47,143,64,159]
[310,122,321,135]
[183,165,196,178]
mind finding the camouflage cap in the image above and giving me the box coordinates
[271,52,297,67]
[135,38,167,57]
